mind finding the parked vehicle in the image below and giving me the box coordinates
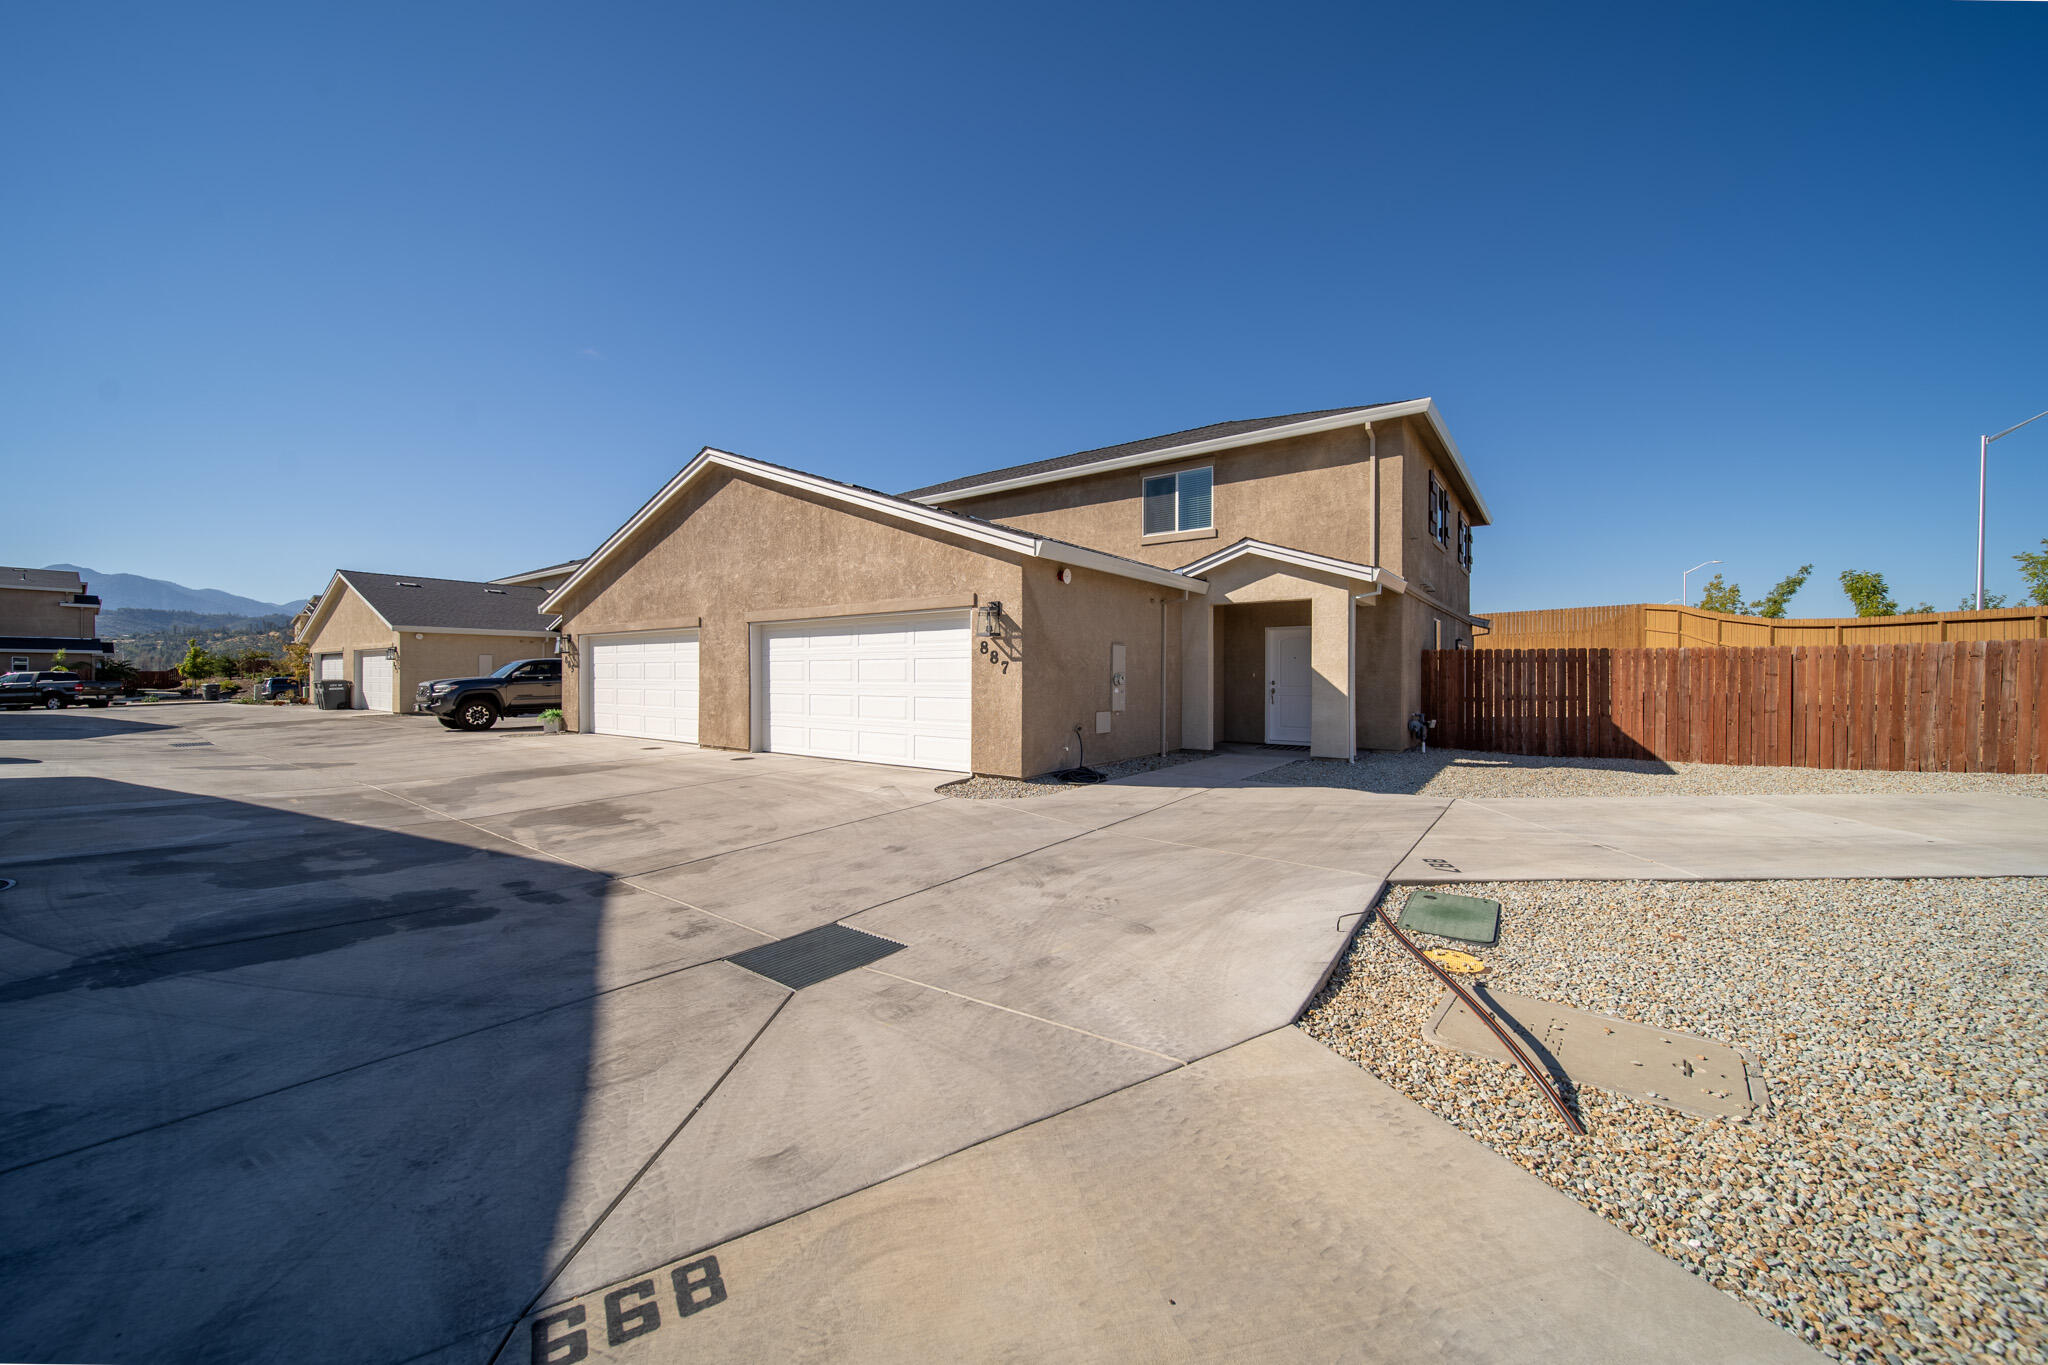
[0,670,123,710]
[415,657,563,731]
[254,675,302,700]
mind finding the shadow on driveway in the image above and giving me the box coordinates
[0,776,609,1365]
[0,711,178,739]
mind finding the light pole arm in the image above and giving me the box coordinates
[1988,409,2048,445]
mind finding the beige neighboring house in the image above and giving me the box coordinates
[491,560,584,594]
[0,566,114,675]
[537,401,1489,777]
[295,570,557,712]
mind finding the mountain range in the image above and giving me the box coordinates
[47,565,308,618]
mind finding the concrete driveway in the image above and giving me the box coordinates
[15,706,2001,1362]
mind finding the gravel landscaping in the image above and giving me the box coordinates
[939,749,1211,799]
[1300,878,2047,1365]
[1252,747,2048,799]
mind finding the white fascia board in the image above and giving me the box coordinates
[542,447,1203,613]
[1032,540,1210,594]
[391,626,560,639]
[1176,539,1406,592]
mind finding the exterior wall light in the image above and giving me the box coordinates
[978,601,1004,639]
[384,645,398,662]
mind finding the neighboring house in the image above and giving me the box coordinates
[538,400,1488,776]
[0,566,114,676]
[295,571,556,712]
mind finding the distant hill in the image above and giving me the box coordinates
[97,608,295,672]
[47,564,307,617]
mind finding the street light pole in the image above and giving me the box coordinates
[1681,559,1721,608]
[1977,409,2048,610]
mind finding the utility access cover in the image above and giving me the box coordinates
[726,924,905,990]
[1425,987,1766,1119]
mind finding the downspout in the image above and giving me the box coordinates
[1367,422,1380,570]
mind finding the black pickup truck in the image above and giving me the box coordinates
[0,670,123,710]
[415,657,562,730]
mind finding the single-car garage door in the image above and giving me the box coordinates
[761,611,971,772]
[590,631,700,742]
[356,652,394,712]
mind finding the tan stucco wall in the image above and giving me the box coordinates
[1214,601,1311,744]
[551,469,1032,775]
[1187,560,1356,759]
[399,633,556,705]
[1017,561,1182,773]
[941,426,1380,571]
[5,649,98,676]
[1385,417,1475,620]
[0,589,98,637]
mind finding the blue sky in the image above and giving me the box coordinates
[4,0,2044,614]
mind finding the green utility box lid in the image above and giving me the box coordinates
[1397,891,1501,946]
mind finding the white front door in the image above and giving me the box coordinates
[761,611,972,772]
[356,652,394,712]
[589,631,700,742]
[1265,626,1312,745]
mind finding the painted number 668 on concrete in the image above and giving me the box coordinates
[531,1256,727,1363]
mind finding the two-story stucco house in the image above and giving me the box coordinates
[540,401,1489,777]
[0,566,114,675]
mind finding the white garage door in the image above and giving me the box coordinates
[356,652,393,712]
[318,655,344,681]
[590,632,700,742]
[762,611,972,772]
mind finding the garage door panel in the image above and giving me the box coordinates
[761,610,971,773]
[589,632,699,743]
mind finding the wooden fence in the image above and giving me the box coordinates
[1474,602,2048,651]
[1424,641,2048,773]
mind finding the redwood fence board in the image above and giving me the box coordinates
[1422,642,2048,774]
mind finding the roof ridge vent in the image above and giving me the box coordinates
[483,588,506,594]
[396,580,422,587]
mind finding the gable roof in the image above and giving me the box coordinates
[1,566,85,593]
[1175,538,1408,593]
[298,571,555,641]
[540,447,1207,616]
[903,398,1491,524]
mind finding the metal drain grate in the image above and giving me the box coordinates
[726,924,905,990]
[169,742,215,748]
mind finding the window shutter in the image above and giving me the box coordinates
[1143,475,1176,535]
[1176,468,1212,530]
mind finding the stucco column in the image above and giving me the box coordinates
[1180,599,1215,750]
[1309,585,1355,759]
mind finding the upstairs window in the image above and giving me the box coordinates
[1457,514,1472,570]
[1142,467,1213,535]
[1427,473,1451,547]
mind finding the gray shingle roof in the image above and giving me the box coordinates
[1,566,84,592]
[336,571,553,631]
[901,405,1407,500]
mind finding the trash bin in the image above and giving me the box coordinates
[201,683,221,700]
[317,679,353,710]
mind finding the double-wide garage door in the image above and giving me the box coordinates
[762,611,971,772]
[590,631,700,742]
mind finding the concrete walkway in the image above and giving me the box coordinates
[1392,793,2048,882]
[17,708,2019,1361]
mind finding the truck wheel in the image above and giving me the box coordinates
[44,695,67,710]
[456,698,499,731]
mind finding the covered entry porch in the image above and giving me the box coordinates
[1178,541,1403,759]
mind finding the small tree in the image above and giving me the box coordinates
[1839,569,1897,618]
[1695,573,1746,614]
[50,647,70,671]
[2016,539,2048,607]
[236,649,276,676]
[282,641,311,681]
[1748,564,1813,619]
[1959,592,2007,611]
[177,639,227,681]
